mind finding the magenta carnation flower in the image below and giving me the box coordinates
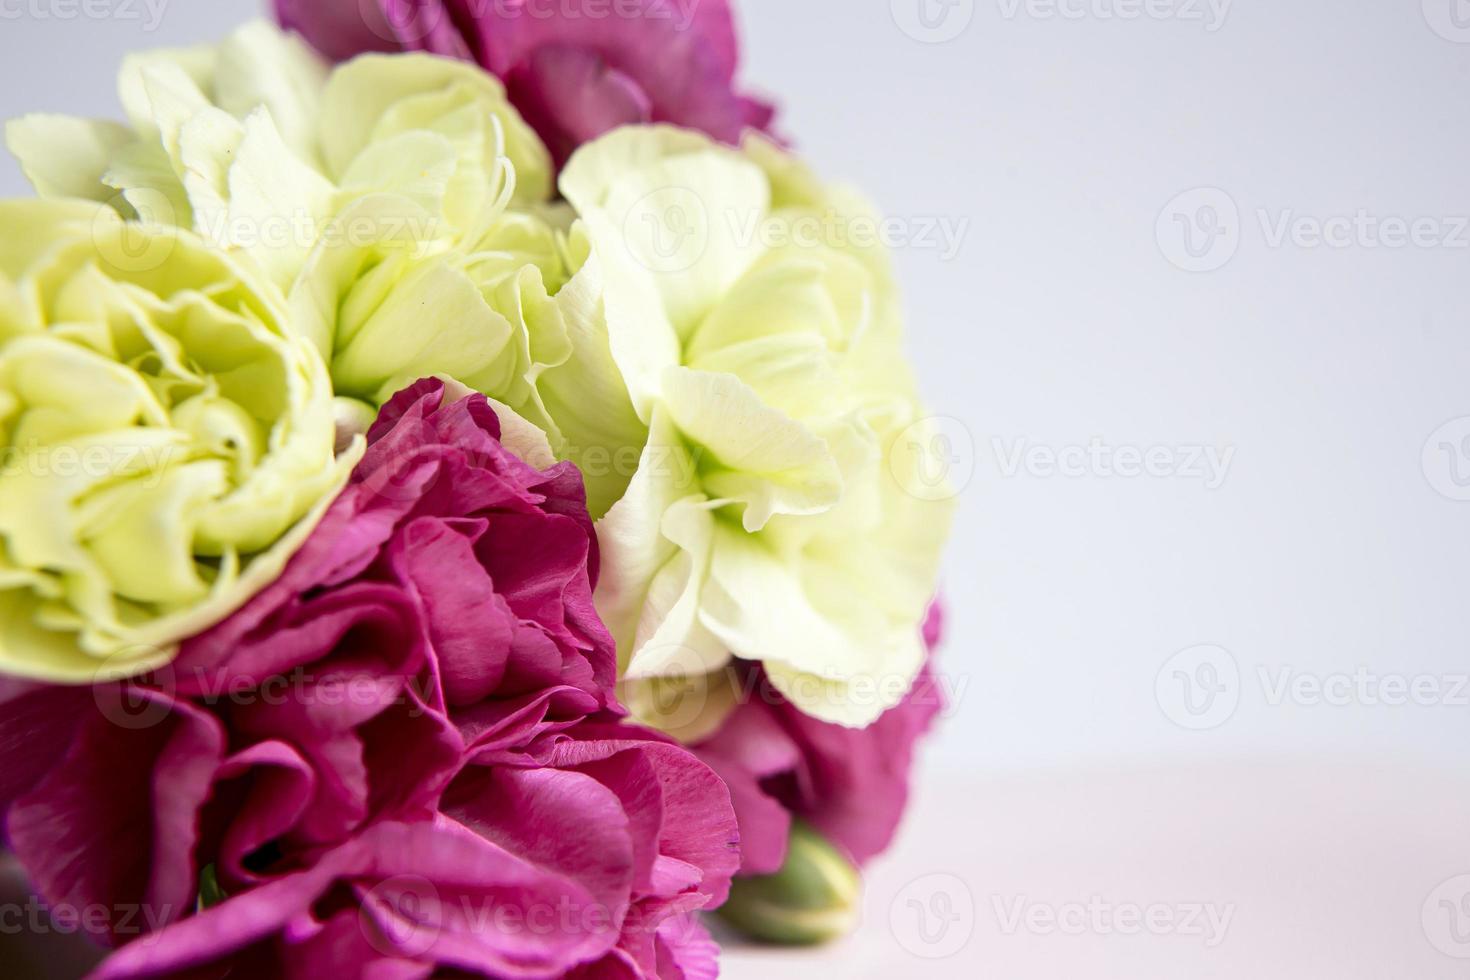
[0,381,738,978]
[275,0,776,165]
[694,605,946,874]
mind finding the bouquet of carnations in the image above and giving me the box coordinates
[0,2,953,976]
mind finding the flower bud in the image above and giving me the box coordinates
[717,821,862,945]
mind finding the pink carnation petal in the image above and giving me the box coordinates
[0,685,91,818]
[4,380,738,978]
[275,0,400,60]
[507,45,653,166]
[9,691,223,943]
[88,856,352,978]
[655,913,721,980]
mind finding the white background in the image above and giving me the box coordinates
[2,1,1469,977]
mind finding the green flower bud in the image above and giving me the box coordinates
[717,822,863,945]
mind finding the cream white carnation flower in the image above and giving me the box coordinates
[558,126,954,728]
